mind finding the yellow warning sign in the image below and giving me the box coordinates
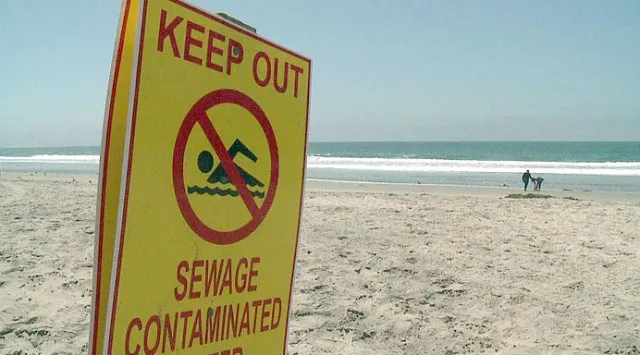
[102,0,311,354]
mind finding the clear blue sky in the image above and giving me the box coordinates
[1,0,639,147]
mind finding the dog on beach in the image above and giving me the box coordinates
[530,177,544,191]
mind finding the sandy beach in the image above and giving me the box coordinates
[1,173,639,354]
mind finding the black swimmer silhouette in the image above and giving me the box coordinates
[188,139,265,198]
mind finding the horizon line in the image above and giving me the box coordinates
[1,139,640,149]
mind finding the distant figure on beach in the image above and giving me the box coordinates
[531,177,544,191]
[522,169,532,191]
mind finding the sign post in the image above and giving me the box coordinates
[94,0,311,354]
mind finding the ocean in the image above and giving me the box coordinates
[1,142,639,192]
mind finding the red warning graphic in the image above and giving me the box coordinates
[172,89,279,245]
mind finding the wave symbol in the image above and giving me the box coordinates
[187,185,265,199]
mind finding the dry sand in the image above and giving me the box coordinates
[1,173,639,354]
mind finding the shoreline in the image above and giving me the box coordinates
[306,178,640,203]
[2,172,640,203]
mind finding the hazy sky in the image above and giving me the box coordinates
[1,0,639,147]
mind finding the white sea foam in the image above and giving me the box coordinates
[0,154,100,164]
[307,156,640,176]
[2,154,639,177]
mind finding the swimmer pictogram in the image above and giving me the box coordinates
[188,139,265,198]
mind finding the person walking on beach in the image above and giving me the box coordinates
[522,169,532,191]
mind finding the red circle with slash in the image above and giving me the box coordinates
[173,89,279,245]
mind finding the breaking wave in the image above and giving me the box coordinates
[0,154,100,164]
[307,156,640,177]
